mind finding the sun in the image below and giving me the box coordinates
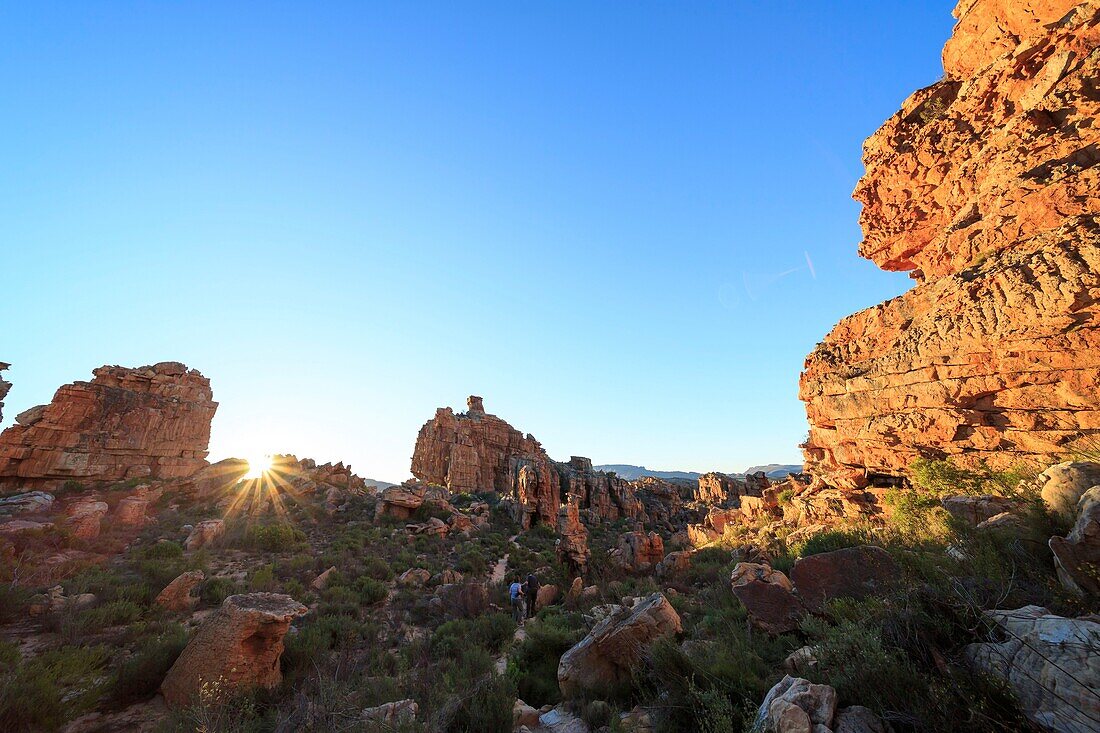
[244,454,273,480]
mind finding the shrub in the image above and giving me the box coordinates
[443,674,515,733]
[0,644,111,731]
[112,626,189,703]
[362,556,394,581]
[353,576,388,606]
[0,583,31,623]
[249,564,277,592]
[508,612,581,707]
[245,523,308,553]
[283,616,366,673]
[796,528,874,558]
[319,586,360,617]
[201,577,239,606]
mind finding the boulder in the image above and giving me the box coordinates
[155,570,205,612]
[753,675,837,733]
[558,593,681,698]
[115,490,151,526]
[1038,462,1100,521]
[398,568,431,587]
[160,593,307,707]
[834,705,890,733]
[656,550,692,578]
[361,699,418,725]
[568,576,584,599]
[1049,486,1100,596]
[611,530,664,572]
[514,699,541,729]
[65,499,109,539]
[310,566,337,591]
[184,519,225,550]
[790,545,899,612]
[942,495,1018,526]
[966,605,1100,733]
[0,491,54,517]
[431,568,464,585]
[375,484,425,520]
[536,584,560,611]
[731,563,804,634]
[406,516,449,538]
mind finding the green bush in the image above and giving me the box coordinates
[0,584,31,623]
[112,626,189,703]
[249,564,278,592]
[354,576,388,606]
[508,612,581,707]
[283,616,366,673]
[245,523,308,553]
[201,577,239,606]
[361,556,395,581]
[0,645,111,731]
[443,674,515,733]
[796,528,874,558]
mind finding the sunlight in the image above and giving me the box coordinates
[243,453,273,479]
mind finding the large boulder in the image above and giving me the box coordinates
[160,593,307,707]
[730,563,804,635]
[155,570,205,612]
[184,518,225,550]
[558,593,681,698]
[115,489,151,526]
[753,675,889,733]
[556,503,590,575]
[966,605,1100,733]
[65,498,109,539]
[361,699,418,725]
[375,484,425,520]
[941,494,1018,526]
[790,545,899,612]
[1049,486,1100,595]
[1038,462,1100,521]
[611,530,664,572]
[0,491,54,517]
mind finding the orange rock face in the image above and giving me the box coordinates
[0,363,10,423]
[0,362,217,487]
[411,397,642,526]
[801,0,1100,489]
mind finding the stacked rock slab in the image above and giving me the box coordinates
[800,0,1100,489]
[0,362,217,487]
[411,397,642,527]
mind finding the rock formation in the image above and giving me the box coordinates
[789,545,900,613]
[966,605,1100,733]
[800,0,1100,489]
[557,593,681,698]
[160,592,307,707]
[556,502,591,575]
[411,397,643,527]
[0,362,217,487]
[753,676,889,733]
[1049,486,1100,595]
[0,362,10,423]
[155,570,205,611]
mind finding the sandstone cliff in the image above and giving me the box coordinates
[411,396,642,526]
[0,362,218,486]
[801,0,1100,488]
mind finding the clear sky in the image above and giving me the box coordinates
[1,2,955,482]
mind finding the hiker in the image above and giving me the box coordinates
[509,575,525,624]
[524,572,540,619]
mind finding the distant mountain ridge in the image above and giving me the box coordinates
[595,463,803,481]
[593,465,702,481]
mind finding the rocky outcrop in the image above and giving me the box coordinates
[695,472,741,505]
[0,362,10,423]
[611,529,664,572]
[156,570,205,612]
[160,592,307,707]
[556,503,590,575]
[411,397,643,527]
[1037,461,1100,520]
[65,498,108,540]
[557,593,681,698]
[184,519,225,550]
[730,562,805,634]
[754,676,889,733]
[1049,486,1100,595]
[966,605,1100,733]
[0,363,217,487]
[789,545,900,613]
[800,0,1100,489]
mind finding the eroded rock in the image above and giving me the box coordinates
[155,570,205,612]
[160,592,307,707]
[1049,486,1100,595]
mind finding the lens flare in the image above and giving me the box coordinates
[244,454,273,479]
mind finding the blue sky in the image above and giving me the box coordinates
[1,2,955,482]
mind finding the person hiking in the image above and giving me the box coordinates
[509,576,526,624]
[524,572,540,619]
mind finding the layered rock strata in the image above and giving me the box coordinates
[800,0,1100,489]
[0,362,217,487]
